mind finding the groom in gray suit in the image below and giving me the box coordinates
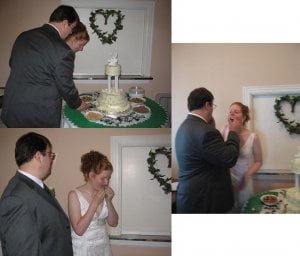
[175,87,241,213]
[1,5,88,127]
[0,132,73,255]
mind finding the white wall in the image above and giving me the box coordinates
[0,0,171,99]
[110,135,171,237]
[0,128,171,255]
[172,44,300,178]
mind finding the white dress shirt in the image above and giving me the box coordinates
[18,169,44,189]
[188,112,208,123]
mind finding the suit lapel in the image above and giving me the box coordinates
[16,172,68,219]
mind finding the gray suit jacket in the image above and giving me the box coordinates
[175,114,240,213]
[1,24,81,127]
[0,172,73,255]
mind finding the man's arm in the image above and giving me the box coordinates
[202,129,240,168]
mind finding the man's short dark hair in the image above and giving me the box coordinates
[15,132,52,167]
[49,5,79,24]
[187,87,214,111]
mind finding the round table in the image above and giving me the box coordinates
[241,188,299,214]
[62,95,168,128]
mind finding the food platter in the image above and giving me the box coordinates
[129,97,146,107]
[80,95,94,102]
[78,93,153,127]
[80,93,97,108]
[64,93,168,128]
[84,111,103,122]
[132,105,150,114]
[260,194,279,206]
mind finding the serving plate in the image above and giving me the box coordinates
[80,95,94,102]
[80,94,98,108]
[260,194,279,206]
[132,105,150,114]
[84,111,103,122]
[129,97,145,103]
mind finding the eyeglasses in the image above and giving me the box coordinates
[45,151,56,160]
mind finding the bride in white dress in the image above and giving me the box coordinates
[68,151,118,256]
[222,102,263,211]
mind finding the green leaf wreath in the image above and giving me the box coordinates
[274,95,300,135]
[89,9,125,45]
[147,147,172,194]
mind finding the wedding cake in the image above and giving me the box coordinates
[285,146,300,212]
[285,187,300,212]
[96,88,130,114]
[291,146,300,174]
[105,63,121,76]
[96,54,130,116]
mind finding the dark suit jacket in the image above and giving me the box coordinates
[175,114,240,213]
[1,24,81,127]
[0,172,73,255]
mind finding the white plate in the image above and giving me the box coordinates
[260,194,279,206]
[132,105,150,114]
[84,111,103,122]
[129,92,144,98]
[80,94,94,100]
[129,97,146,106]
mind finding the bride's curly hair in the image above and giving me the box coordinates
[80,150,113,181]
[230,102,250,125]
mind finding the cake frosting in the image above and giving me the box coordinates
[105,64,121,76]
[96,53,130,117]
[96,88,130,115]
[286,187,300,213]
[292,146,300,174]
[286,146,300,212]
[286,187,300,205]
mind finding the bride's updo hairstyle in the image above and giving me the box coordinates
[230,102,250,125]
[80,150,113,181]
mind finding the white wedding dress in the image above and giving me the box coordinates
[71,189,112,256]
[223,129,256,210]
[231,132,255,210]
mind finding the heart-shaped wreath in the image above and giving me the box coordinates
[147,147,172,194]
[274,95,300,134]
[89,9,125,45]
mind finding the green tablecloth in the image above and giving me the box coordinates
[63,96,168,128]
[242,191,279,213]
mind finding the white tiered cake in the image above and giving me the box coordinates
[105,63,121,76]
[96,54,130,116]
[97,88,130,114]
[286,146,300,212]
